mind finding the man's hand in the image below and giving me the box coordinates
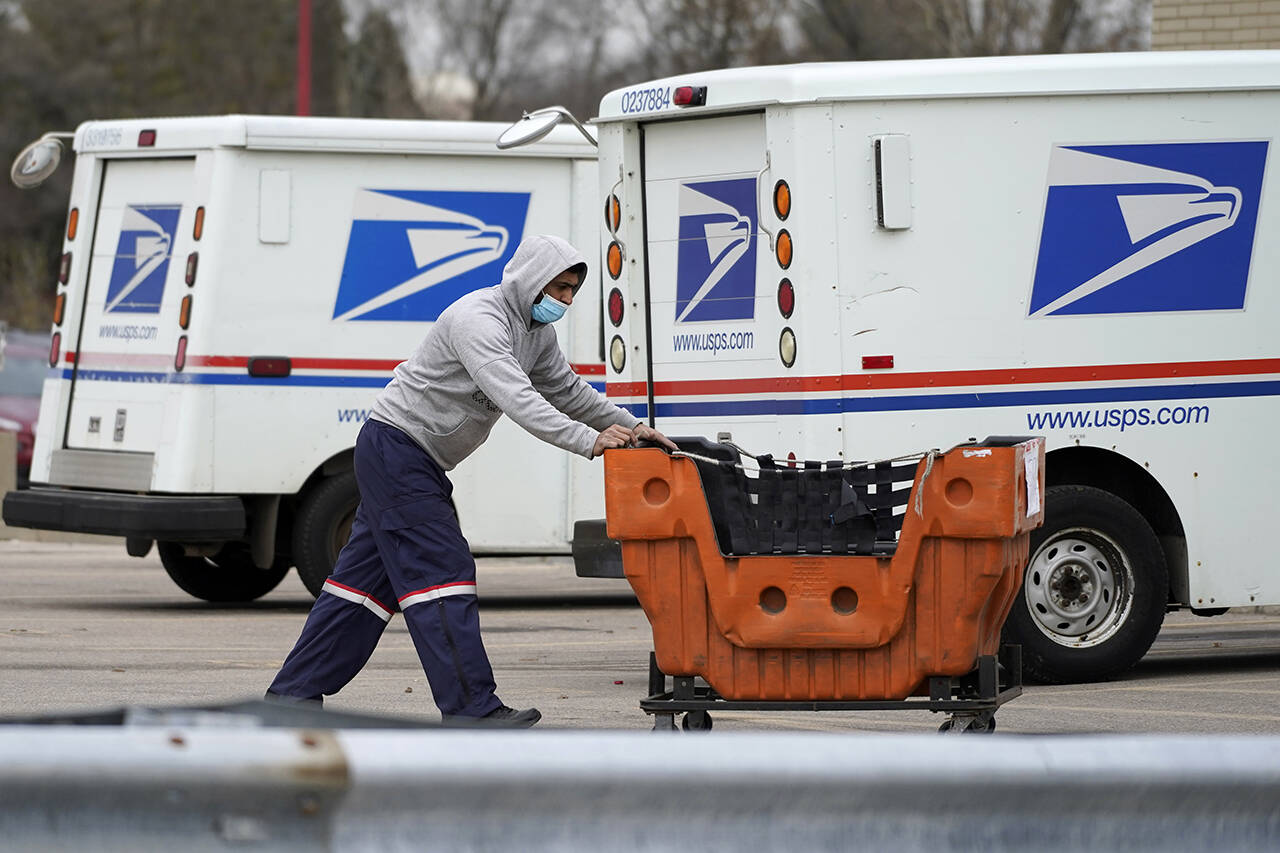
[632,423,678,452]
[592,424,636,458]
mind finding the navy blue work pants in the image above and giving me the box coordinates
[269,418,502,718]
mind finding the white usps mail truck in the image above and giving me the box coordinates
[2,116,608,602]
[584,50,1280,683]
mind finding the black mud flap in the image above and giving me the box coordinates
[572,518,624,579]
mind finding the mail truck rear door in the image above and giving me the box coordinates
[640,113,777,439]
[62,157,196,484]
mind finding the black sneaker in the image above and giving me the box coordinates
[443,705,541,728]
[263,690,323,708]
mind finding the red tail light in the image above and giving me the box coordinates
[777,278,794,318]
[138,129,156,147]
[58,251,71,284]
[174,335,188,371]
[185,252,198,286]
[673,86,707,107]
[48,332,61,367]
[607,288,624,326]
[248,357,291,378]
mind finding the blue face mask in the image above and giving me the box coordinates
[531,294,569,324]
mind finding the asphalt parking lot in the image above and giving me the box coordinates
[3,539,1280,734]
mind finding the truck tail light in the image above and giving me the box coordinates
[248,357,292,378]
[179,295,193,330]
[58,251,71,284]
[604,195,621,233]
[53,292,65,326]
[776,229,792,269]
[48,332,61,367]
[193,206,205,240]
[185,252,198,286]
[673,86,707,107]
[174,335,187,371]
[779,327,796,368]
[609,336,626,373]
[607,241,623,279]
[66,208,79,241]
[773,180,791,220]
[138,129,156,147]
[777,278,794,318]
[608,288,624,326]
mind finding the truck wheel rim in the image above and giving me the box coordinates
[1023,527,1134,648]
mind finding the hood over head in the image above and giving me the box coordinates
[499,234,587,327]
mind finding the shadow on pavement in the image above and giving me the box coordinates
[479,593,638,609]
[46,591,640,614]
[1129,649,1280,678]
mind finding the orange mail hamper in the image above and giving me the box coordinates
[604,439,1045,702]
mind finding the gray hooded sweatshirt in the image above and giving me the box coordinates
[370,234,639,470]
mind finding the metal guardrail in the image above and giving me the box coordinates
[2,722,1279,851]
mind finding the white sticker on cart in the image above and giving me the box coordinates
[962,449,992,458]
[1023,443,1041,517]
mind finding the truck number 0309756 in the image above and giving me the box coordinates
[620,86,672,114]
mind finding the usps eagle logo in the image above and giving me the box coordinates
[105,204,181,314]
[675,178,758,323]
[1029,141,1268,316]
[332,189,530,322]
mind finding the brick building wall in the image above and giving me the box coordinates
[1152,0,1280,49]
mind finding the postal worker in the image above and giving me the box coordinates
[267,234,675,726]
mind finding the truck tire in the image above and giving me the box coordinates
[1001,484,1168,684]
[157,542,289,603]
[293,470,359,598]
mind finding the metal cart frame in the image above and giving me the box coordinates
[641,644,1023,734]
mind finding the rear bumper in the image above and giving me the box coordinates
[2,488,245,540]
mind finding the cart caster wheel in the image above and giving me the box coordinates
[940,713,996,734]
[682,711,713,731]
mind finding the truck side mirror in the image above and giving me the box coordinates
[10,135,70,189]
[496,106,597,150]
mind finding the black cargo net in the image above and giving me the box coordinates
[671,438,925,557]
